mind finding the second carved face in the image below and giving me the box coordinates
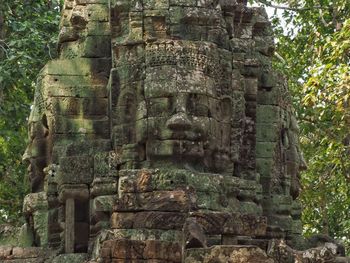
[115,64,232,173]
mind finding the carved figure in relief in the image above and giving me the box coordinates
[22,91,49,193]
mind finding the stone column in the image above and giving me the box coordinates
[23,192,49,247]
[65,198,75,253]
[58,184,89,254]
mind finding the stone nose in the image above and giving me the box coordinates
[166,112,192,131]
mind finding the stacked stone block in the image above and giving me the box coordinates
[20,0,113,254]
[90,151,118,238]
[105,169,266,261]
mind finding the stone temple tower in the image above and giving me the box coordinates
[0,0,348,262]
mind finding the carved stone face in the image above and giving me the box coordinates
[284,115,308,199]
[22,119,49,193]
[58,2,87,44]
[134,66,232,173]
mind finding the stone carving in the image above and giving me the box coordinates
[0,0,348,262]
[22,87,50,193]
[112,40,233,174]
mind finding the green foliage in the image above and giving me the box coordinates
[253,0,350,249]
[0,0,61,223]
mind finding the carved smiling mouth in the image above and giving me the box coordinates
[176,140,204,156]
[148,139,205,157]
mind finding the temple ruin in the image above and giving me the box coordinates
[0,0,349,262]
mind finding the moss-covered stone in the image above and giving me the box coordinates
[12,0,347,262]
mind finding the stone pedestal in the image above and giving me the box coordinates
[23,192,49,247]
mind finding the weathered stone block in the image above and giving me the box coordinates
[267,239,341,263]
[53,116,109,135]
[83,36,111,58]
[102,239,181,261]
[143,240,182,261]
[57,156,93,185]
[256,158,274,178]
[11,247,46,259]
[189,212,267,236]
[184,245,274,263]
[114,190,196,212]
[23,192,48,215]
[256,142,276,158]
[64,139,111,156]
[103,239,181,262]
[255,36,275,56]
[170,0,196,6]
[245,78,258,95]
[52,253,88,263]
[77,0,108,4]
[92,195,116,212]
[109,229,182,243]
[257,105,280,123]
[257,88,280,105]
[86,4,109,22]
[144,0,169,10]
[86,21,110,36]
[93,152,110,176]
[41,58,111,76]
[118,169,244,195]
[240,200,263,215]
[256,124,279,142]
[196,192,238,212]
[58,184,89,202]
[0,246,12,259]
[51,97,108,116]
[91,179,118,197]
[32,210,49,247]
[110,211,187,230]
[42,77,108,97]
[230,38,254,53]
[268,214,293,232]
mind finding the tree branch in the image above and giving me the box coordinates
[0,199,17,205]
[319,9,328,27]
[255,0,322,12]
[0,44,8,59]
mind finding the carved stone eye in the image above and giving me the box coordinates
[187,94,210,117]
[147,97,172,117]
